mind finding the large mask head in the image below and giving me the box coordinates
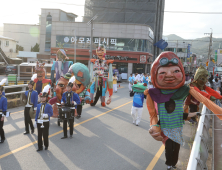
[151,52,185,90]
[56,49,69,61]
[193,65,209,88]
[68,63,90,94]
[55,73,71,101]
[96,45,106,59]
[35,61,46,81]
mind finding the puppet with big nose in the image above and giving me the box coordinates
[144,51,222,168]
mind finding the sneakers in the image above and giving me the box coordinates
[61,136,68,139]
[167,166,172,170]
[172,166,176,169]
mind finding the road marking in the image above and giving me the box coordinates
[11,110,23,115]
[0,101,133,160]
[146,144,165,170]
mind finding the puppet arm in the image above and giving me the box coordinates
[193,86,211,99]
[189,87,222,120]
[144,89,163,141]
[205,86,222,99]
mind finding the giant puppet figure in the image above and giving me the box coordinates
[184,65,222,115]
[51,49,73,83]
[89,45,113,107]
[33,62,51,95]
[144,52,222,169]
[49,63,90,117]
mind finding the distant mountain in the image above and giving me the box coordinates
[164,34,222,61]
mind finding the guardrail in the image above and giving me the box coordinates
[4,84,27,96]
[187,105,212,170]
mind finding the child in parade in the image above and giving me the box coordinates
[130,82,147,126]
[113,74,118,93]
[24,81,38,135]
[35,87,53,151]
[61,82,80,139]
[0,86,7,143]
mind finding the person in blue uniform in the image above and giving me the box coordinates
[24,81,38,134]
[61,82,80,139]
[35,92,53,151]
[0,86,7,143]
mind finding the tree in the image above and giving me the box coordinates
[16,45,24,53]
[31,43,40,52]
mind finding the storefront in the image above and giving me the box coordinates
[51,48,153,78]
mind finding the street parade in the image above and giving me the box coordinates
[1,44,222,169]
[1,1,222,169]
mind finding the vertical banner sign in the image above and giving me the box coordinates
[215,50,217,62]
[187,44,191,58]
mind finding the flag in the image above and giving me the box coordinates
[154,39,168,50]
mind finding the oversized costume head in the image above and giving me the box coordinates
[193,65,209,88]
[151,51,185,90]
[68,63,90,94]
[35,61,46,81]
[56,49,69,61]
[55,73,71,101]
[96,45,106,59]
[132,82,147,93]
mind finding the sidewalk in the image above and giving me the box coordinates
[214,115,222,170]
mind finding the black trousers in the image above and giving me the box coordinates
[0,115,5,140]
[189,104,197,121]
[63,110,74,137]
[37,122,49,149]
[24,107,34,132]
[93,86,102,105]
[77,105,82,116]
[165,138,180,166]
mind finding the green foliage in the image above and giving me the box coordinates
[31,43,39,52]
[16,44,24,53]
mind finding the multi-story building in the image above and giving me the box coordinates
[38,8,154,76]
[0,35,17,58]
[3,23,40,52]
[83,0,165,59]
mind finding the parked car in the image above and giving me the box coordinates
[5,65,18,74]
[0,65,6,75]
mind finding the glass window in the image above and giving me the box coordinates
[133,63,145,74]
[45,15,52,51]
[5,41,9,47]
[113,62,128,74]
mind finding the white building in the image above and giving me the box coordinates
[3,23,40,52]
[0,35,17,58]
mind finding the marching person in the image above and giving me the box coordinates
[24,80,38,134]
[0,86,7,143]
[113,74,118,93]
[35,86,53,151]
[61,82,80,139]
[128,74,134,92]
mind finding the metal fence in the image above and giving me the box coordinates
[187,105,212,170]
[4,84,27,96]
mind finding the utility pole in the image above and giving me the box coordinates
[87,15,98,69]
[204,30,213,61]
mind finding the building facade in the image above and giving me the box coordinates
[0,35,17,58]
[84,0,165,59]
[38,9,154,77]
[3,23,40,52]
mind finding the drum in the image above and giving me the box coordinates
[58,106,73,120]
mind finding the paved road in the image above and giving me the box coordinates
[0,84,167,170]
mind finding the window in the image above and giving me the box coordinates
[5,41,9,47]
[45,15,52,51]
